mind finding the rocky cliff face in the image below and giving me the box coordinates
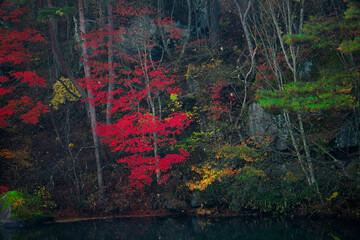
[248,102,287,151]
[335,110,359,149]
[335,126,358,149]
[249,103,360,152]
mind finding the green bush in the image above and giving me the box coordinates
[228,173,315,214]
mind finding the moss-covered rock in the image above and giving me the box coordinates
[0,191,54,228]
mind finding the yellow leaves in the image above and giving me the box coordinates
[283,171,298,181]
[215,144,235,159]
[68,143,74,148]
[51,76,81,109]
[196,207,217,216]
[168,93,185,112]
[185,60,223,80]
[241,165,265,178]
[185,64,194,79]
[34,186,57,209]
[327,192,339,201]
[187,163,238,191]
[170,93,178,101]
[188,136,270,191]
[188,163,265,191]
[56,10,64,16]
[184,111,194,119]
[214,136,271,162]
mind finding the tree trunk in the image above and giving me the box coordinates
[179,0,192,59]
[106,1,115,127]
[78,0,105,191]
[46,0,87,99]
[157,0,171,59]
[283,112,312,185]
[266,0,322,201]
[209,0,221,48]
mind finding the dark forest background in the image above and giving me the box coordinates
[1,0,360,218]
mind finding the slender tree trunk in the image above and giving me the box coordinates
[299,0,305,32]
[235,0,255,65]
[283,112,312,185]
[179,0,192,59]
[78,0,105,191]
[267,0,322,201]
[253,1,321,200]
[234,0,256,132]
[106,1,115,127]
[146,68,161,183]
[137,45,161,182]
[157,0,171,59]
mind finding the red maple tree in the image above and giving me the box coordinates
[82,2,190,189]
[0,1,48,127]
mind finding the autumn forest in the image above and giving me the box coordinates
[1,0,360,220]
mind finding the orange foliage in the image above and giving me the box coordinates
[187,164,238,191]
[0,149,15,158]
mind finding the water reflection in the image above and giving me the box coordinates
[1,216,359,240]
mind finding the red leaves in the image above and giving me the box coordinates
[0,87,14,96]
[78,2,190,189]
[0,97,48,127]
[204,79,239,120]
[93,66,191,189]
[0,97,30,127]
[166,24,183,40]
[0,76,9,83]
[97,107,191,189]
[20,101,49,124]
[0,1,48,127]
[157,17,183,39]
[115,152,189,189]
[112,0,149,18]
[0,186,9,194]
[12,72,47,87]
[209,80,228,99]
[0,72,47,126]
[0,29,44,65]
[0,1,24,22]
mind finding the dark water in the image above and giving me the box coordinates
[1,216,359,240]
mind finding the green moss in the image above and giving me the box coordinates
[1,191,53,222]
[1,191,25,210]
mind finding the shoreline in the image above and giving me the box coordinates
[53,209,360,223]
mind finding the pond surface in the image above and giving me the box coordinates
[1,216,359,240]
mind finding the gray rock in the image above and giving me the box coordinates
[163,199,187,212]
[335,126,358,149]
[191,191,201,208]
[248,102,288,151]
[0,194,28,228]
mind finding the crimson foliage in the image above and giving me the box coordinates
[0,1,48,127]
[81,3,191,189]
